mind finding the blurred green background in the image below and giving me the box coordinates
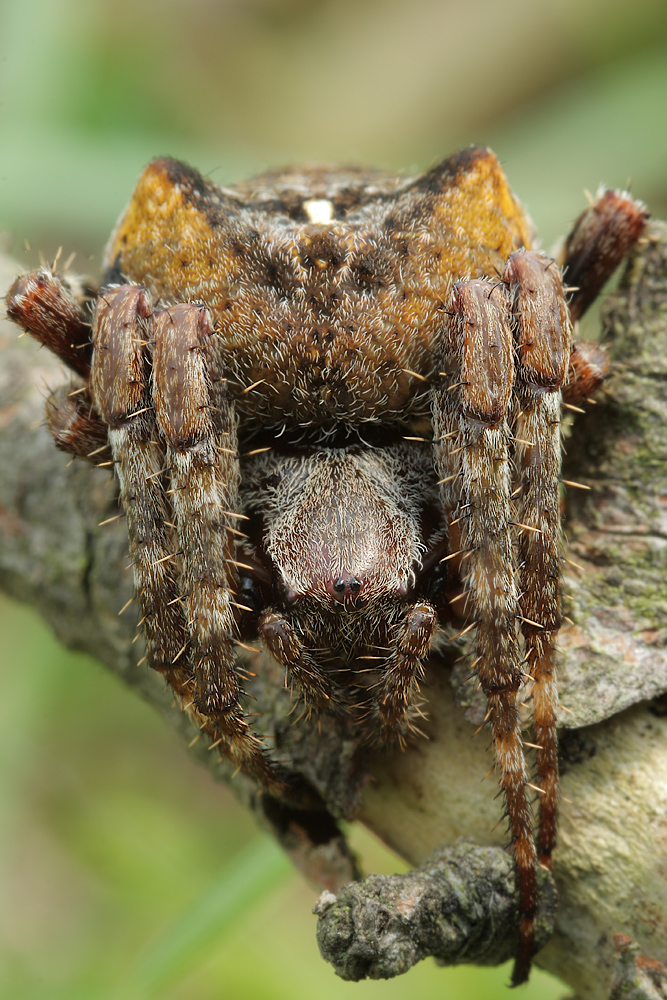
[1,0,666,997]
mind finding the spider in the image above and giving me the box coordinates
[6,146,647,985]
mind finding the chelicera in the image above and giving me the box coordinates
[6,146,647,983]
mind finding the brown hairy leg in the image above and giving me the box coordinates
[6,268,108,460]
[6,267,93,377]
[505,252,571,880]
[11,275,283,791]
[91,286,192,688]
[561,189,649,323]
[560,189,648,407]
[43,382,109,461]
[259,609,339,711]
[152,303,276,785]
[433,279,537,986]
[374,600,438,744]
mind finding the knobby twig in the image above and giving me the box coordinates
[315,842,557,979]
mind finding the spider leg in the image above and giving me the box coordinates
[6,267,94,378]
[7,267,110,459]
[505,252,571,887]
[562,341,609,405]
[258,609,339,711]
[91,286,192,686]
[152,303,276,784]
[560,189,648,322]
[374,600,438,745]
[559,189,647,404]
[432,278,537,986]
[45,382,110,461]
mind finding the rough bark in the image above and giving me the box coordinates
[609,936,667,1000]
[315,842,558,979]
[2,223,667,999]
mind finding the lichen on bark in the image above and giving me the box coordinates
[314,843,557,980]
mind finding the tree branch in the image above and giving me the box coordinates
[315,842,557,980]
[2,224,667,999]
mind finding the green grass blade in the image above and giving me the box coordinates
[110,835,292,1000]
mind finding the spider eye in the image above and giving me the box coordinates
[328,573,364,605]
[332,575,362,597]
[238,574,263,614]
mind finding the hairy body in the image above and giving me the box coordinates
[6,145,647,983]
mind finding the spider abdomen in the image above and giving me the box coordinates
[104,149,533,429]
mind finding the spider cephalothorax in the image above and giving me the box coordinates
[6,146,647,984]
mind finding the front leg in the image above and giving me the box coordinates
[91,286,192,685]
[505,251,571,873]
[152,303,278,787]
[432,279,537,986]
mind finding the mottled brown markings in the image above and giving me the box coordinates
[105,149,532,431]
